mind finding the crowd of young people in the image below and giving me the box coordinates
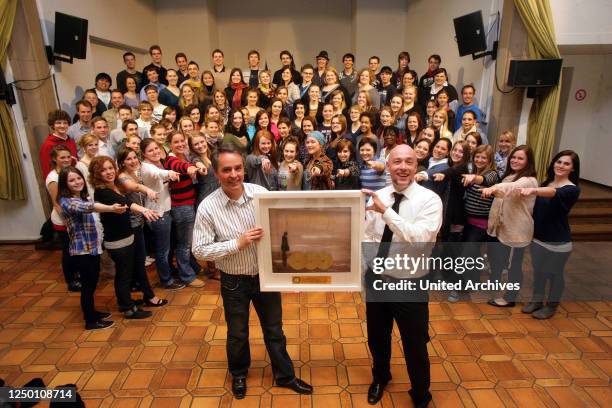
[38,45,580,331]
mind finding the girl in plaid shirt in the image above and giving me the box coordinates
[58,166,127,330]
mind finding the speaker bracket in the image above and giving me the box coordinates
[526,87,538,99]
[45,45,74,65]
[472,40,498,61]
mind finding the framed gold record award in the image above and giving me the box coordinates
[254,190,364,292]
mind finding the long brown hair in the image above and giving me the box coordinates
[116,146,139,173]
[58,166,89,200]
[88,156,117,189]
[450,140,471,168]
[472,144,496,175]
[50,144,72,170]
[502,144,537,180]
[543,150,580,187]
[188,132,212,168]
[252,130,278,169]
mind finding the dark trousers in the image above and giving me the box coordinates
[57,230,77,284]
[133,226,155,300]
[107,243,136,311]
[366,299,431,404]
[460,223,490,287]
[488,238,526,302]
[530,242,571,303]
[73,254,100,323]
[220,272,294,382]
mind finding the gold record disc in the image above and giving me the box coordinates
[287,252,306,270]
[318,253,333,270]
[304,253,319,270]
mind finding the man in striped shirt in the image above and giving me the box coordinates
[192,144,312,399]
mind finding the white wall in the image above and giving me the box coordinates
[552,0,612,46]
[0,62,47,241]
[36,0,495,107]
[217,0,353,72]
[557,53,612,186]
[405,0,495,91]
[155,0,217,73]
[353,0,407,68]
[37,0,158,115]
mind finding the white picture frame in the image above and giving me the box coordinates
[254,190,364,292]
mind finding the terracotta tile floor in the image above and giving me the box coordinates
[0,245,610,407]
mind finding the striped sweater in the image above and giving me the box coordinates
[164,155,196,207]
[464,170,499,218]
[359,161,386,191]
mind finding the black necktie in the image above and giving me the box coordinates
[376,192,404,259]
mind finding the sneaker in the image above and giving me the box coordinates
[85,320,115,330]
[124,306,152,319]
[164,282,186,290]
[188,278,205,288]
[95,311,111,320]
[448,290,459,303]
[145,256,156,266]
[68,281,82,292]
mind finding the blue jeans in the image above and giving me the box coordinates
[149,211,173,286]
[171,205,201,283]
[220,272,295,381]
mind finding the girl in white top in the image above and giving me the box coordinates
[46,144,80,291]
[75,134,99,195]
[139,138,181,289]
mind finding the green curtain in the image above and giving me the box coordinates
[0,0,25,200]
[514,0,562,182]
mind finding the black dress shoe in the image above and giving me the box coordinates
[276,378,313,394]
[68,281,81,292]
[409,390,433,408]
[232,377,246,399]
[367,381,388,404]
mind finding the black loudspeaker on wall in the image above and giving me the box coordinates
[51,12,88,62]
[507,59,563,87]
[453,11,487,56]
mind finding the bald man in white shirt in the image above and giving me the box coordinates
[362,145,442,407]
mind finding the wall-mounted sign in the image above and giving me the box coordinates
[575,89,586,101]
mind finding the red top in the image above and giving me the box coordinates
[164,155,196,207]
[39,134,77,177]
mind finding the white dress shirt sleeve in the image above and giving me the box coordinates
[192,204,240,261]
